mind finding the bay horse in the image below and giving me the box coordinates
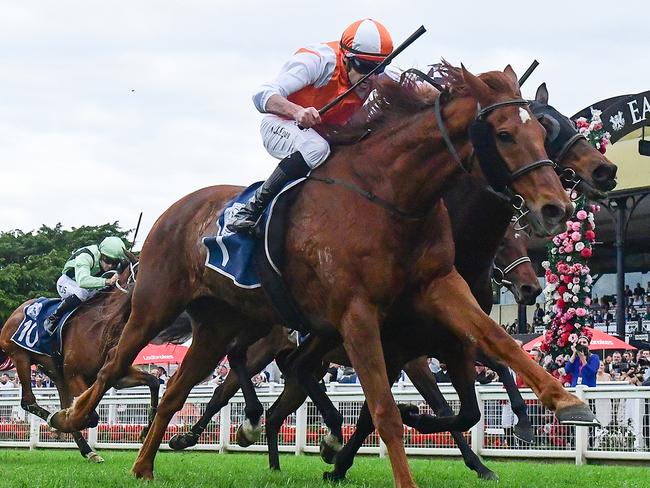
[0,260,160,462]
[51,64,593,486]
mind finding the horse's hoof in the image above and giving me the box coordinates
[132,463,154,480]
[323,470,345,482]
[478,469,499,481]
[319,433,342,464]
[236,419,261,448]
[86,451,105,463]
[514,423,535,444]
[169,432,199,451]
[556,403,600,426]
[49,427,63,440]
[87,410,100,428]
[397,403,420,428]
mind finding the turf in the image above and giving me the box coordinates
[0,449,647,488]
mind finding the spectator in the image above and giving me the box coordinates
[634,282,645,298]
[338,366,357,384]
[530,348,544,366]
[633,294,645,307]
[533,303,544,325]
[0,374,14,389]
[153,366,168,385]
[566,335,599,387]
[434,362,451,383]
[549,355,572,387]
[596,361,612,383]
[323,363,339,383]
[427,357,441,374]
[625,284,633,305]
[252,373,267,387]
[475,363,497,384]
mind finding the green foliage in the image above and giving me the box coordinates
[0,222,131,322]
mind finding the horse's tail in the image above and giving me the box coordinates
[150,312,193,345]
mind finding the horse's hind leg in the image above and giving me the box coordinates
[228,326,272,447]
[265,377,308,471]
[132,318,237,480]
[479,353,533,443]
[113,367,160,442]
[402,357,497,481]
[49,296,186,433]
[13,352,50,420]
[170,330,284,451]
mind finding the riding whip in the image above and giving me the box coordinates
[517,59,539,87]
[130,212,143,251]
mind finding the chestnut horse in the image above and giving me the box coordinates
[165,215,540,481]
[51,65,591,486]
[0,261,160,462]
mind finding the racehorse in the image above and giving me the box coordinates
[50,64,594,486]
[164,216,540,481]
[0,258,160,462]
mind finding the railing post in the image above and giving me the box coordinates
[574,385,588,466]
[219,403,230,453]
[295,401,307,456]
[88,426,98,449]
[29,413,39,450]
[472,386,484,455]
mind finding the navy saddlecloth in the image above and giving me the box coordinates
[11,297,76,357]
[203,178,306,289]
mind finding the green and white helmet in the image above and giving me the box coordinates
[98,236,127,261]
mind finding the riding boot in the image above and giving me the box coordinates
[43,295,83,335]
[226,151,310,234]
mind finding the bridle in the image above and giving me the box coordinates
[492,256,532,288]
[103,261,138,294]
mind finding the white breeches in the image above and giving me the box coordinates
[260,115,331,169]
[56,275,98,301]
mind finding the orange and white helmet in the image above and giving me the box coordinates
[340,19,393,63]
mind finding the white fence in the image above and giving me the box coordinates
[0,383,648,465]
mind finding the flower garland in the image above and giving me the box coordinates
[575,108,611,155]
[540,109,608,358]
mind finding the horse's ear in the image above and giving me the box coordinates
[503,64,518,84]
[535,83,549,104]
[461,64,491,102]
[124,249,138,264]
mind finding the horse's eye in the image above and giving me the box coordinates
[496,131,514,143]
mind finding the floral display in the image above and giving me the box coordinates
[540,109,608,358]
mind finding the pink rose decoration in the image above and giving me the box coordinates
[585,297,591,306]
[571,232,581,242]
[564,244,574,253]
[576,308,587,317]
[571,222,581,232]
[576,210,588,220]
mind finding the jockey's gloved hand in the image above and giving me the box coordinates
[106,274,119,287]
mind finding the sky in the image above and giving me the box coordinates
[1,1,648,247]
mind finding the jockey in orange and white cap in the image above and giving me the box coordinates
[227,19,396,233]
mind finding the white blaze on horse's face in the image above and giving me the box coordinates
[519,107,531,124]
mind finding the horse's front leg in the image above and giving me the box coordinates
[415,269,597,425]
[339,296,416,488]
[113,367,160,441]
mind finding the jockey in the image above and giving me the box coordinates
[227,18,394,233]
[43,236,127,334]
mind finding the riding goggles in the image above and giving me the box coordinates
[349,56,385,75]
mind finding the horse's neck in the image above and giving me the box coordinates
[447,178,513,282]
[323,96,477,217]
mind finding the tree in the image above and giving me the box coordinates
[0,223,131,322]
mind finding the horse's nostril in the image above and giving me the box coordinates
[541,204,564,224]
[593,164,616,183]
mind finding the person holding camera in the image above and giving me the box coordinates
[566,335,600,387]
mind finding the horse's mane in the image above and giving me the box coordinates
[323,70,433,144]
[94,284,134,353]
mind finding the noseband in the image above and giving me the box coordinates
[492,255,532,287]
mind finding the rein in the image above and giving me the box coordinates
[307,175,428,220]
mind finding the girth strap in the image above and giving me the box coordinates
[307,175,427,220]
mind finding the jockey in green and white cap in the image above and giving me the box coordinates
[43,236,127,334]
